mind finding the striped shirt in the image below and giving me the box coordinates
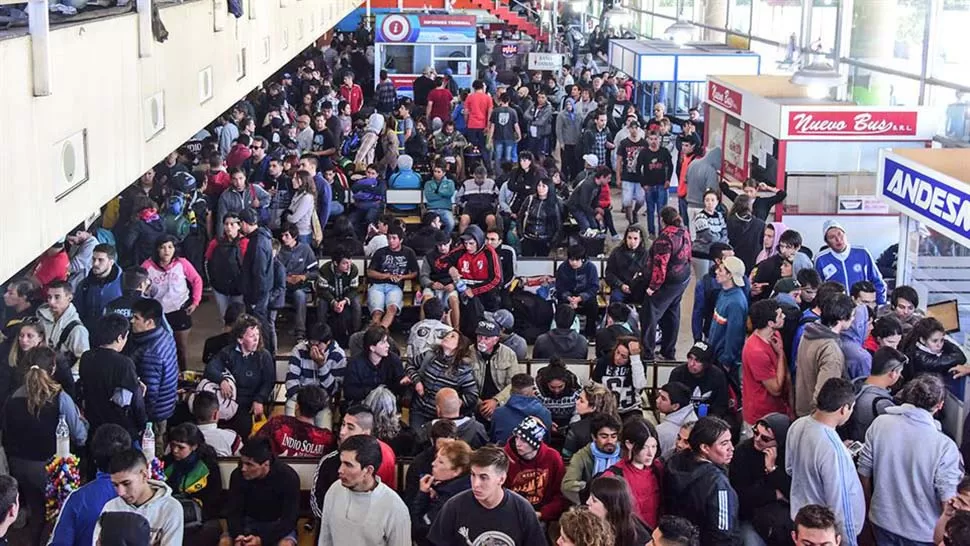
[406,350,480,420]
[285,340,348,400]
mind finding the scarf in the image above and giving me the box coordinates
[590,442,621,474]
[166,451,200,494]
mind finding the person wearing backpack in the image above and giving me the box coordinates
[841,347,903,442]
[216,168,270,238]
[204,213,249,320]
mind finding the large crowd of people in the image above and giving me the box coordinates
[0,21,965,546]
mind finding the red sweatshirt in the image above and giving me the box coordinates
[34,251,69,297]
[436,245,502,297]
[340,83,364,114]
[606,458,664,528]
[503,442,569,521]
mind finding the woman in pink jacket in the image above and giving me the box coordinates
[142,235,203,371]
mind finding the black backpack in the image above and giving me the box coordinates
[510,290,554,344]
[838,386,893,442]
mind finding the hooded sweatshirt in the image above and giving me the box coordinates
[840,303,872,380]
[503,441,569,521]
[664,451,740,546]
[858,404,964,543]
[786,416,866,546]
[646,224,693,291]
[727,212,766,272]
[354,113,386,168]
[756,222,789,264]
[437,226,502,297]
[93,480,184,546]
[794,322,845,417]
[657,405,698,458]
[729,413,792,522]
[490,394,553,445]
[533,329,589,360]
[686,148,723,208]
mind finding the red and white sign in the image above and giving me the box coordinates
[389,75,416,90]
[380,15,412,42]
[707,81,743,116]
[787,111,919,138]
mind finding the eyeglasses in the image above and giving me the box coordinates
[250,145,262,150]
[752,430,775,442]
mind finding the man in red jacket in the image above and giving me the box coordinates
[339,72,364,115]
[436,225,502,313]
[502,417,568,523]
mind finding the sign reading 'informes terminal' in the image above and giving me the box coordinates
[878,154,970,247]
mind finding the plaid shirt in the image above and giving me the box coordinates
[284,340,347,399]
[376,80,398,109]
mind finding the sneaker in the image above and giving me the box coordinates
[610,234,622,241]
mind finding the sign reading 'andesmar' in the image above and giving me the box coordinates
[878,154,970,246]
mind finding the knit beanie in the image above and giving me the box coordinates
[512,417,546,450]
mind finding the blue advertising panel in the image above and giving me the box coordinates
[877,152,970,250]
[375,14,476,44]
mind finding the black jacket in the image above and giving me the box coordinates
[507,167,539,214]
[721,182,787,222]
[242,227,274,305]
[518,195,561,242]
[204,344,275,410]
[664,451,741,546]
[565,178,600,216]
[78,347,147,439]
[605,242,647,289]
[728,414,792,546]
[904,339,968,382]
[208,236,246,296]
[669,364,730,418]
[726,213,766,272]
[124,219,165,266]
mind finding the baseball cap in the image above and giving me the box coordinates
[823,219,845,238]
[582,154,599,168]
[475,320,501,337]
[773,277,801,295]
[722,256,746,287]
[239,208,259,226]
[492,309,514,331]
[871,347,907,375]
[282,72,293,80]
[512,417,546,450]
[687,341,711,363]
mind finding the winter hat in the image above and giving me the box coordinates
[822,219,845,239]
[397,154,414,171]
[512,417,546,450]
[583,154,599,168]
[492,309,514,331]
[686,341,711,363]
[661,381,692,409]
[239,208,259,226]
[772,277,800,295]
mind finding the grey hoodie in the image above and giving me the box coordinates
[686,147,723,207]
[846,377,895,441]
[94,479,184,546]
[858,404,964,542]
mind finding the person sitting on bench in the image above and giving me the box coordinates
[220,437,300,546]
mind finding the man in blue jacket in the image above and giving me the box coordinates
[74,244,123,330]
[48,424,131,546]
[555,244,600,338]
[490,373,552,445]
[706,256,748,398]
[240,208,274,321]
[125,298,178,445]
[814,220,887,305]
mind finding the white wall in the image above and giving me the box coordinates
[0,0,359,284]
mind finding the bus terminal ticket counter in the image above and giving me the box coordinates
[876,148,970,442]
[704,74,938,262]
[374,14,478,97]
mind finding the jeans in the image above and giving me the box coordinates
[561,144,579,182]
[297,234,312,246]
[621,180,646,210]
[872,525,935,546]
[466,128,490,168]
[493,139,518,172]
[645,185,669,236]
[573,208,599,232]
[641,278,689,360]
[287,288,309,337]
[740,522,767,546]
[529,135,550,157]
[432,208,455,234]
[678,197,689,230]
[213,291,244,322]
[368,283,404,311]
[329,201,345,218]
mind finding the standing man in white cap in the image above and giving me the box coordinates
[616,120,647,226]
[814,220,887,305]
[706,256,749,404]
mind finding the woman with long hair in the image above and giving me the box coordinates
[142,235,203,371]
[164,423,222,516]
[3,319,45,375]
[558,508,616,546]
[286,170,318,246]
[664,416,739,546]
[641,206,692,361]
[363,385,414,455]
[691,189,729,280]
[593,337,648,421]
[410,439,473,544]
[2,347,87,543]
[586,476,651,546]
[604,418,663,528]
[726,194,766,272]
[406,329,478,432]
[518,177,561,257]
[536,357,581,432]
[204,212,249,320]
[563,382,621,458]
[900,317,970,382]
